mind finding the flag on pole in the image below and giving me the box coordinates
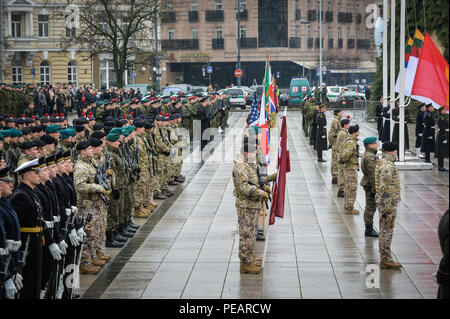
[269,115,290,225]
[410,32,449,110]
[248,91,260,127]
[395,29,424,97]
[248,89,270,165]
[263,58,277,128]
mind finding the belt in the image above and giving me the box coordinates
[20,227,43,233]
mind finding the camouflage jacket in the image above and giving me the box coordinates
[154,126,171,157]
[375,152,401,208]
[106,144,127,188]
[73,155,103,201]
[360,147,378,193]
[340,134,360,170]
[328,116,341,147]
[336,128,349,156]
[232,154,269,209]
[135,133,150,171]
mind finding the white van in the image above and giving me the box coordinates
[327,86,345,102]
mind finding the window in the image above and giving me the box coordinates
[191,28,198,39]
[191,2,198,11]
[99,22,109,33]
[100,60,117,90]
[38,15,49,37]
[167,3,173,11]
[295,0,299,10]
[307,25,311,38]
[347,4,351,12]
[40,61,50,85]
[215,27,222,39]
[295,25,300,38]
[11,14,21,37]
[356,4,360,13]
[240,1,247,10]
[66,27,76,37]
[168,29,174,40]
[338,27,341,39]
[123,18,130,31]
[12,62,22,84]
[127,63,135,85]
[239,27,247,39]
[215,0,222,10]
[68,61,77,86]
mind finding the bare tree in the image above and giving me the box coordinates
[60,0,160,88]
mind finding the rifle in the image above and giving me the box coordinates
[15,235,30,277]
[0,250,12,287]
[256,166,271,210]
[95,159,110,205]
[54,207,74,300]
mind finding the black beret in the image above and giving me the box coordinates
[89,138,102,148]
[5,118,14,123]
[104,121,115,127]
[382,141,398,152]
[348,125,359,134]
[90,131,106,140]
[134,121,144,128]
[104,126,113,134]
[34,139,46,148]
[76,141,91,152]
[21,127,32,135]
[93,124,104,131]
[144,122,153,129]
[40,134,56,145]
[340,119,350,127]
[20,141,35,150]
[75,125,85,133]
[334,108,342,115]
[40,117,50,123]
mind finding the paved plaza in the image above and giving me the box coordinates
[80,111,448,299]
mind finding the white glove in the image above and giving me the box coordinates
[0,248,8,256]
[5,279,17,299]
[12,240,22,252]
[48,243,62,261]
[59,240,68,255]
[65,208,72,217]
[68,229,80,246]
[71,206,78,214]
[6,240,14,252]
[13,273,23,290]
[77,227,86,242]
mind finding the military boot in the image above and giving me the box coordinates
[380,260,402,270]
[168,180,178,186]
[92,257,106,267]
[113,230,128,243]
[240,263,262,274]
[350,209,360,215]
[149,200,159,207]
[256,230,265,241]
[365,224,379,237]
[105,231,125,248]
[125,224,137,233]
[344,209,354,215]
[80,263,101,275]
[154,192,167,199]
[134,209,150,218]
[252,255,263,267]
[337,190,344,198]
[96,251,111,261]
[175,175,185,183]
[119,224,134,238]
[128,221,140,230]
[332,177,338,184]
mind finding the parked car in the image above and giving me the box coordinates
[162,84,193,96]
[227,87,247,109]
[191,86,208,96]
[279,88,289,106]
[337,90,366,108]
[124,84,152,97]
[288,77,312,106]
[326,86,345,102]
[345,84,366,99]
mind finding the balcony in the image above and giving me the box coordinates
[347,38,355,49]
[307,38,313,48]
[205,10,224,22]
[338,38,343,48]
[212,38,224,49]
[161,39,199,50]
[308,10,316,21]
[161,11,176,23]
[356,13,362,24]
[338,12,352,23]
[240,37,257,48]
[295,9,301,20]
[328,38,333,48]
[188,11,199,22]
[289,37,301,48]
[357,39,371,49]
[325,11,333,22]
[236,9,248,20]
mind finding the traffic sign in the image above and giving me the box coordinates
[234,68,243,78]
[207,66,213,74]
[131,73,137,77]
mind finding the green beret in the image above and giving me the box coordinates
[45,124,61,133]
[60,128,76,139]
[0,130,10,138]
[363,136,377,144]
[106,133,120,142]
[182,99,189,104]
[9,129,22,137]
[141,99,149,103]
[248,126,262,135]
[109,127,123,135]
[122,125,136,137]
[163,99,171,104]
[120,99,131,106]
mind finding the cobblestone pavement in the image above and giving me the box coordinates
[80,111,448,299]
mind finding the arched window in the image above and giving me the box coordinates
[68,61,77,86]
[12,61,22,84]
[40,61,50,85]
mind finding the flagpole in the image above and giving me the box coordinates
[319,0,323,89]
[399,0,406,162]
[389,0,395,141]
[383,0,388,121]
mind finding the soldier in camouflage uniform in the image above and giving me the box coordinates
[133,122,152,218]
[73,141,111,275]
[328,109,343,184]
[339,125,360,215]
[336,119,350,197]
[375,141,402,269]
[232,142,276,274]
[360,137,379,238]
[154,116,174,197]
[144,121,162,203]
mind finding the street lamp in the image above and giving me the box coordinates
[234,1,245,86]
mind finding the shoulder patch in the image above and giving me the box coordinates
[371,157,375,161]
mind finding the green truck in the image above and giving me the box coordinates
[288,78,312,107]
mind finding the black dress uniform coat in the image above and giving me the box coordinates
[315,111,328,151]
[435,113,449,159]
[392,106,410,150]
[420,110,436,154]
[10,183,44,299]
[375,102,384,139]
[0,198,21,279]
[311,109,319,147]
[415,110,425,148]
[381,106,391,142]
[197,105,209,149]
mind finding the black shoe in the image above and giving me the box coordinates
[318,159,327,162]
[337,190,344,198]
[256,233,265,241]
[438,167,448,172]
[126,225,137,233]
[72,291,81,299]
[332,177,338,184]
[365,224,379,238]
[113,230,128,242]
[119,226,134,238]
[106,231,125,247]
[128,221,140,230]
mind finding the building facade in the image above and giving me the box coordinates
[1,0,157,89]
[159,0,380,88]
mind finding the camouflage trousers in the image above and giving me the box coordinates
[135,170,151,210]
[338,164,345,192]
[79,200,102,265]
[377,204,397,262]
[107,189,124,231]
[159,156,170,190]
[364,191,377,224]
[236,207,260,266]
[121,184,134,224]
[343,169,358,210]
[331,147,339,179]
[93,202,108,255]
[150,168,160,196]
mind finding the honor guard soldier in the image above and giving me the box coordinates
[415,103,426,158]
[435,106,449,171]
[315,104,328,162]
[421,104,436,164]
[375,142,402,270]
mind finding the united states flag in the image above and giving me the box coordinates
[248,91,259,127]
